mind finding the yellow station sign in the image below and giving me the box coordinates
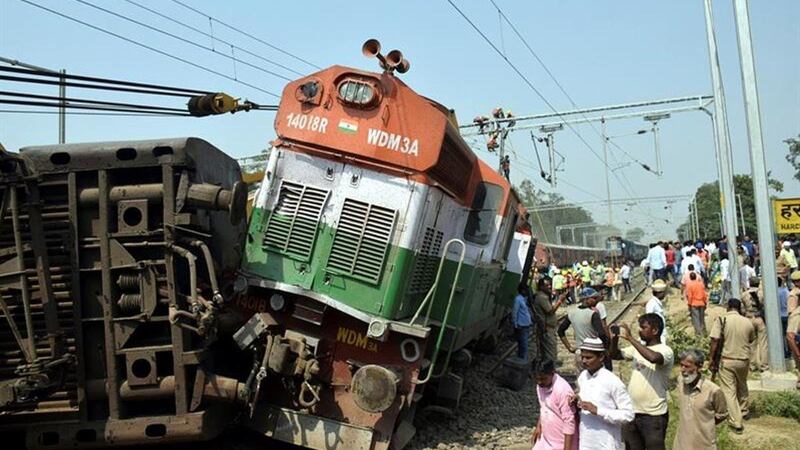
[773,197,800,234]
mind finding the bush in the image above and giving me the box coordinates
[751,390,800,420]
[667,317,710,360]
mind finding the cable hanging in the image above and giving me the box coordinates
[19,0,281,98]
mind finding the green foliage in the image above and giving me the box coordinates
[678,173,784,240]
[751,390,800,420]
[785,136,800,183]
[625,227,645,242]
[666,317,710,360]
[516,179,599,244]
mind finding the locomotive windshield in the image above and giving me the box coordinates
[464,182,504,245]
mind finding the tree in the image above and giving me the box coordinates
[516,179,597,245]
[625,227,645,242]
[678,173,783,240]
[785,135,800,182]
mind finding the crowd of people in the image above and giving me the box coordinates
[509,235,800,450]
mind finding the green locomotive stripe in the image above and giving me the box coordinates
[243,207,521,340]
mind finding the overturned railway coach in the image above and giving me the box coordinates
[0,41,535,450]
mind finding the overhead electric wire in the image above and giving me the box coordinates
[70,0,292,82]
[489,0,657,173]
[19,0,280,98]
[0,99,191,116]
[444,0,637,198]
[123,0,305,77]
[0,108,187,117]
[0,65,211,95]
[169,0,321,70]
[0,90,188,113]
[0,73,205,98]
[457,0,664,225]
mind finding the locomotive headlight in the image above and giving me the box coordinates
[351,365,399,413]
[367,319,388,341]
[269,293,286,311]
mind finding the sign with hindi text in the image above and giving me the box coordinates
[773,197,800,234]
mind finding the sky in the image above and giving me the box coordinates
[0,0,798,242]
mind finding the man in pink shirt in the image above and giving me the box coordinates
[531,360,578,450]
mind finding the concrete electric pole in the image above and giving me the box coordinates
[732,0,788,382]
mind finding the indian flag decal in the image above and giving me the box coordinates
[338,119,358,134]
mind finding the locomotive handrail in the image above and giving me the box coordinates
[411,238,466,385]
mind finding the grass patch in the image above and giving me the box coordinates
[751,390,800,420]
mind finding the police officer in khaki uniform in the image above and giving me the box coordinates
[742,278,768,372]
[789,271,800,314]
[786,296,800,389]
[709,298,755,434]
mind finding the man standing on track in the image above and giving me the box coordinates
[530,360,577,450]
[609,314,674,450]
[558,288,608,370]
[620,263,632,293]
[709,298,755,434]
[532,277,566,366]
[512,282,533,361]
[575,337,634,450]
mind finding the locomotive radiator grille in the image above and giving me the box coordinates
[263,181,329,261]
[408,227,443,293]
[327,199,396,283]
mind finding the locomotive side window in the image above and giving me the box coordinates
[463,182,504,245]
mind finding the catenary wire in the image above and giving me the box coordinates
[488,0,651,170]
[123,0,305,77]
[0,65,211,95]
[0,90,188,113]
[19,0,280,98]
[169,0,321,70]
[70,0,292,82]
[456,0,663,224]
[0,99,192,116]
[0,108,188,117]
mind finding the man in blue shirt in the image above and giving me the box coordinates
[512,282,533,360]
[779,277,790,357]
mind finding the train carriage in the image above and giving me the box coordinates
[236,44,534,449]
[0,41,536,450]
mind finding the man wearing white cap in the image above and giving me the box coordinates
[576,337,634,450]
[646,280,668,343]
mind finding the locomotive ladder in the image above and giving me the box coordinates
[408,238,466,385]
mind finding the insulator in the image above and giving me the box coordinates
[116,273,140,291]
[118,293,143,315]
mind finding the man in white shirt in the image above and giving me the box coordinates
[576,337,634,450]
[610,314,674,450]
[646,243,667,283]
[645,280,668,343]
[739,262,756,291]
[620,263,632,293]
[719,256,731,303]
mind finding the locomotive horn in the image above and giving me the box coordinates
[386,50,410,74]
[396,58,410,74]
[362,39,381,58]
[362,39,387,69]
[385,50,403,68]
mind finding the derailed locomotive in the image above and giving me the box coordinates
[0,41,535,450]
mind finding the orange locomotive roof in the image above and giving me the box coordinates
[273,65,515,211]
